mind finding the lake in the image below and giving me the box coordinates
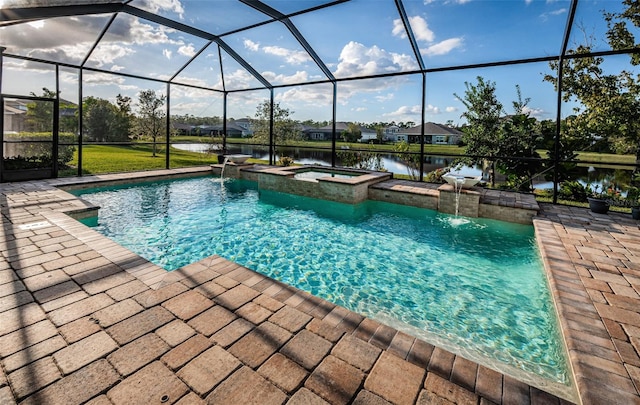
[171,143,628,190]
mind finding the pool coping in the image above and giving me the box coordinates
[1,167,638,404]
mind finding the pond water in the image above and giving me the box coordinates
[171,143,630,190]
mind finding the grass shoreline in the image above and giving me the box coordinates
[63,139,637,175]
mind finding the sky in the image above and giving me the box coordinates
[1,0,636,126]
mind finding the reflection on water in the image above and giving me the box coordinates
[172,143,481,177]
[172,143,630,190]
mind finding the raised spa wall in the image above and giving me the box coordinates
[212,163,539,224]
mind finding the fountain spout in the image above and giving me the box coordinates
[453,176,465,217]
[220,157,229,180]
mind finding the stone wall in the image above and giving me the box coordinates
[479,204,537,224]
[257,172,372,204]
[211,165,539,224]
[437,185,480,218]
[367,188,439,210]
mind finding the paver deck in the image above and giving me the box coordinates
[0,167,638,404]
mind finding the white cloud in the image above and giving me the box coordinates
[128,18,173,45]
[393,16,435,42]
[262,70,309,85]
[21,47,77,65]
[171,101,220,115]
[375,93,395,102]
[119,84,141,92]
[523,106,545,118]
[393,15,463,57]
[171,85,219,101]
[445,106,458,113]
[135,0,185,19]
[244,39,260,52]
[244,39,311,66]
[276,86,333,107]
[422,38,464,56]
[334,41,418,77]
[383,105,423,121]
[425,104,441,114]
[540,7,567,21]
[90,44,136,67]
[82,72,126,86]
[173,75,217,89]
[1,15,110,64]
[178,44,197,57]
[262,46,311,65]
[163,49,172,59]
[223,69,260,90]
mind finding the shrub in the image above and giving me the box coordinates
[424,167,450,183]
[279,156,294,166]
[4,132,76,167]
[558,181,588,202]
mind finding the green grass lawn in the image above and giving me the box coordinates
[61,144,222,176]
[176,136,467,156]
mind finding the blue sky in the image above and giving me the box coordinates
[1,0,636,126]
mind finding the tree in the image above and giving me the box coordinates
[341,123,362,143]
[83,95,131,143]
[251,100,298,145]
[454,76,503,186]
[337,143,384,171]
[84,97,114,142]
[539,119,579,184]
[375,126,385,143]
[137,90,166,157]
[26,88,56,132]
[544,1,640,183]
[394,140,420,180]
[496,87,543,191]
[113,94,133,141]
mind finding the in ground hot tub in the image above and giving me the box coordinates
[293,169,359,182]
[253,165,392,204]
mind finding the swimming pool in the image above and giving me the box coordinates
[73,176,569,388]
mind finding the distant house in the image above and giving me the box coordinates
[359,127,378,143]
[399,122,463,145]
[382,125,401,142]
[172,122,194,136]
[303,122,372,142]
[3,99,28,133]
[304,122,348,141]
[198,122,247,138]
[233,118,253,136]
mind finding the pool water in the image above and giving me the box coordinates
[73,176,569,386]
[293,170,358,181]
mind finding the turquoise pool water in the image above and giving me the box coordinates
[73,176,569,386]
[293,170,358,181]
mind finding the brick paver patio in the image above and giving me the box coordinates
[0,167,638,404]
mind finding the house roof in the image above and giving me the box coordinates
[3,105,25,115]
[305,122,372,133]
[401,122,463,136]
[201,123,245,132]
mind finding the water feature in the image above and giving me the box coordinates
[220,156,229,179]
[453,176,465,216]
[71,176,570,394]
